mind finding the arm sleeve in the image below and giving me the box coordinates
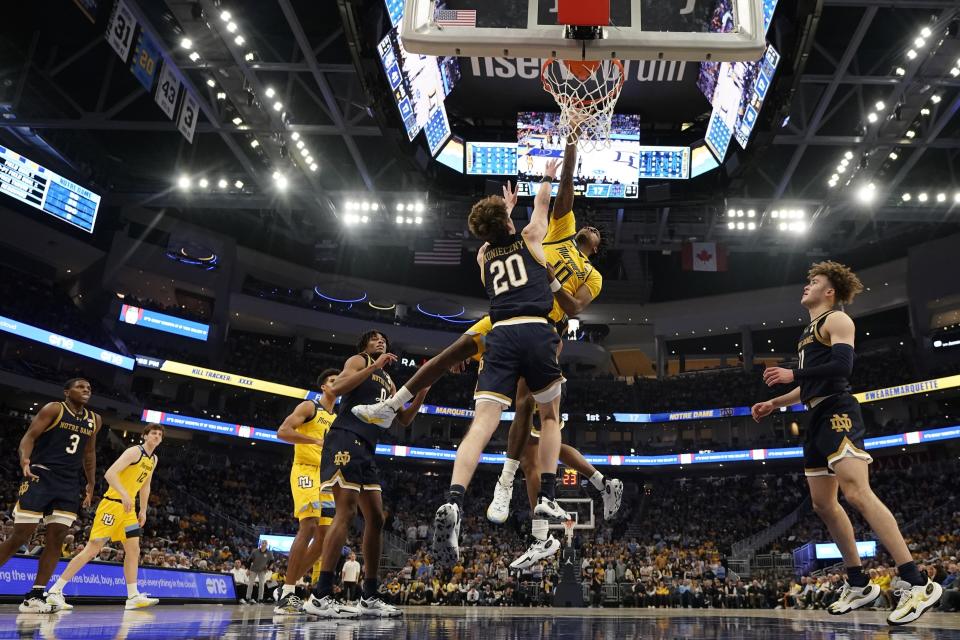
[794,344,855,380]
[583,266,603,300]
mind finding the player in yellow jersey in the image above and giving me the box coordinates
[273,368,340,615]
[45,424,163,611]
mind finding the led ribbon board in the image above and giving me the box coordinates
[0,556,235,601]
[1,314,134,370]
[134,356,320,401]
[142,408,960,469]
[119,305,209,341]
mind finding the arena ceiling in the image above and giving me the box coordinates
[0,0,958,297]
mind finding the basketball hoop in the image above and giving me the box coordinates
[542,58,625,152]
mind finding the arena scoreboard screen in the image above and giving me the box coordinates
[466,142,517,175]
[0,145,101,233]
[638,146,690,180]
[561,468,579,486]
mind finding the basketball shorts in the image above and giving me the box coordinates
[13,465,81,526]
[89,497,141,542]
[475,319,565,408]
[290,462,335,524]
[803,393,873,477]
[319,428,382,493]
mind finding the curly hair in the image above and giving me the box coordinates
[467,196,512,243]
[808,261,864,306]
[356,330,389,354]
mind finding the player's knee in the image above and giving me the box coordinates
[811,497,839,516]
[366,509,385,531]
[839,483,872,511]
[299,519,319,537]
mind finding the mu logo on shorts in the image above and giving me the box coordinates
[334,451,351,466]
[830,413,853,433]
[297,475,313,489]
[101,513,115,526]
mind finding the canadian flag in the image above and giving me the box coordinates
[681,242,728,272]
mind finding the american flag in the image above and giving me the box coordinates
[414,238,463,266]
[435,9,477,27]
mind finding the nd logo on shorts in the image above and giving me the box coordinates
[298,475,314,489]
[18,481,29,496]
[334,451,351,466]
[830,414,853,433]
[101,513,115,526]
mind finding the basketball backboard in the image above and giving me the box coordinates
[402,0,767,62]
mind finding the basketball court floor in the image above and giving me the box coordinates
[2,606,957,639]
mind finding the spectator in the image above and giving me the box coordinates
[341,552,361,602]
[231,561,249,603]
[246,541,274,603]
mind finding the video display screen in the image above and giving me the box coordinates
[638,146,690,180]
[437,136,465,172]
[690,143,720,177]
[516,112,640,199]
[466,141,517,176]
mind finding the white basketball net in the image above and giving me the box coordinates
[542,59,625,151]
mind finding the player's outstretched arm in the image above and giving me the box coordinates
[17,402,61,480]
[396,387,431,427]
[277,401,324,445]
[751,387,801,422]
[331,353,397,397]
[523,158,561,257]
[551,135,578,219]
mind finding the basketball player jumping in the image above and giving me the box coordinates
[430,157,568,567]
[485,132,622,569]
[752,261,943,625]
[305,331,429,618]
[354,135,621,565]
[273,368,340,615]
[0,378,100,613]
[45,424,164,611]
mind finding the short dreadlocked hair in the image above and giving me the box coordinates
[356,330,389,354]
[467,196,512,244]
[808,261,864,306]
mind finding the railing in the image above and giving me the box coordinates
[731,497,811,559]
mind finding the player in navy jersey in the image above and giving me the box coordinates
[305,330,429,619]
[431,158,567,568]
[752,261,942,625]
[0,378,101,613]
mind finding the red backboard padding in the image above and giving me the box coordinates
[557,0,611,27]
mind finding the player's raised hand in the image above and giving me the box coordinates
[502,181,518,213]
[544,158,562,180]
[751,401,775,423]
[374,352,398,369]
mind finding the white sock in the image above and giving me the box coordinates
[281,585,296,598]
[531,519,548,542]
[385,386,413,411]
[126,584,139,598]
[499,458,520,486]
[589,471,605,491]
[50,578,68,594]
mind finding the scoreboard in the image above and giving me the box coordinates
[0,146,100,233]
[638,146,690,180]
[466,142,517,176]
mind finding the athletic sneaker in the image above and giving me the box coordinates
[431,502,461,567]
[887,579,943,626]
[125,593,159,610]
[486,480,513,524]
[510,535,561,570]
[351,401,396,428]
[827,582,881,615]
[358,597,402,617]
[601,478,624,520]
[303,595,360,618]
[19,596,52,613]
[273,594,304,615]
[533,496,569,520]
[44,591,72,612]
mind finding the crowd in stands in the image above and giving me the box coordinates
[2,409,958,612]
